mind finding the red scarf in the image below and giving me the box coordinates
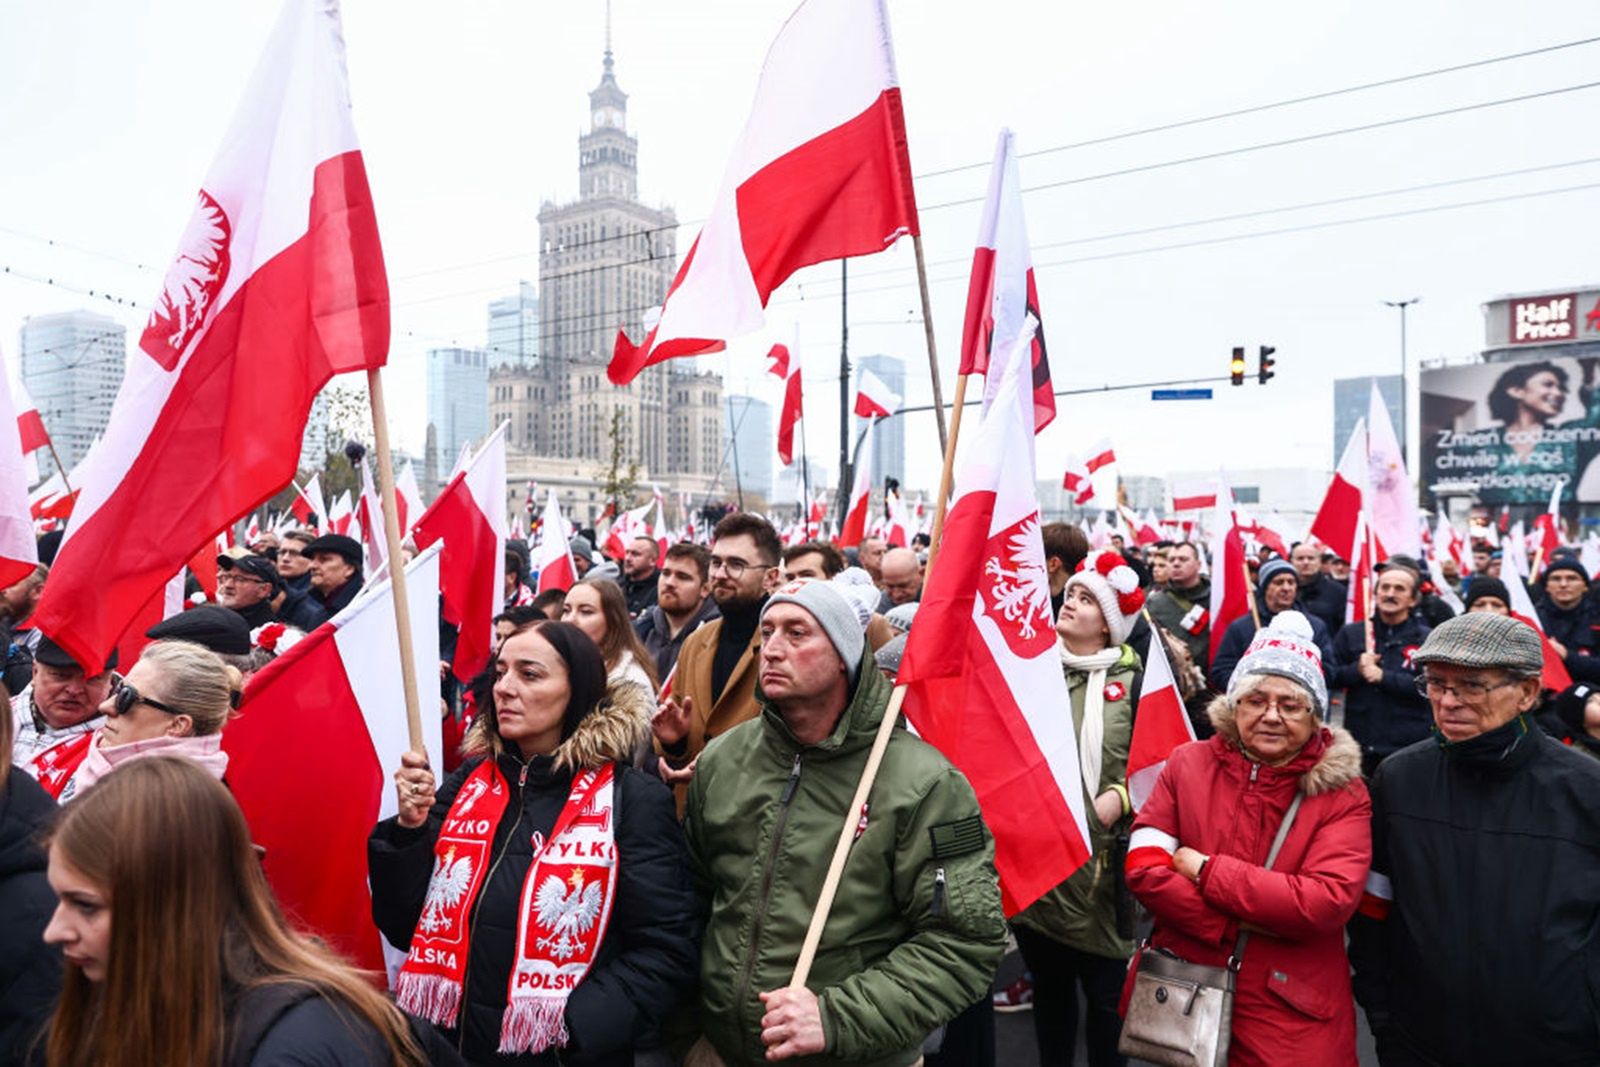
[31,733,94,800]
[396,758,619,1055]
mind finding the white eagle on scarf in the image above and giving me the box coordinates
[419,847,474,934]
[534,870,604,961]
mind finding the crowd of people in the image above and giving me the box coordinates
[0,507,1595,1065]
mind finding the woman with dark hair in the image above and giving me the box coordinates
[370,620,697,1065]
[562,578,658,758]
[42,757,430,1066]
[0,681,60,1063]
[1488,361,1570,459]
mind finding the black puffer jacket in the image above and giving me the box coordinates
[1349,718,1600,1064]
[1297,573,1347,636]
[0,768,60,1066]
[1535,595,1600,682]
[369,693,699,1065]
[1328,613,1432,761]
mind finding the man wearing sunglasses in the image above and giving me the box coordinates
[1349,611,1600,1066]
[10,636,118,802]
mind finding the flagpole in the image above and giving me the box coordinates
[913,234,949,454]
[1243,558,1261,629]
[366,368,424,752]
[927,374,969,564]
[46,440,71,495]
[1364,515,1378,655]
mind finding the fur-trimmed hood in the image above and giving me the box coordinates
[1206,695,1362,796]
[553,679,653,772]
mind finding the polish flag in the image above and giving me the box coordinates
[32,0,387,671]
[0,351,39,590]
[1061,460,1094,506]
[534,490,577,594]
[328,492,355,538]
[1084,439,1116,474]
[839,424,875,548]
[509,513,526,542]
[609,0,918,384]
[1366,384,1422,557]
[1169,475,1218,513]
[900,320,1090,915]
[652,498,670,568]
[224,545,442,975]
[1125,631,1196,811]
[603,500,654,561]
[12,375,49,457]
[853,367,901,420]
[292,472,328,530]
[1532,478,1565,573]
[884,487,911,548]
[355,458,387,573]
[1311,418,1367,567]
[766,342,791,380]
[777,363,803,467]
[958,129,1055,432]
[28,474,75,522]
[1500,528,1573,690]
[411,425,506,684]
[1208,482,1251,663]
[1344,513,1373,626]
[395,461,423,537]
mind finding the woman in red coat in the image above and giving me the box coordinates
[1125,611,1370,1066]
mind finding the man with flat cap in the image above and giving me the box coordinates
[280,533,363,631]
[10,636,118,802]
[215,553,281,628]
[1349,611,1600,1065]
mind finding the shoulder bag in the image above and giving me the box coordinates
[1116,791,1303,1067]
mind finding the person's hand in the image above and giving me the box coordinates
[759,986,825,1060]
[1358,651,1383,685]
[1093,789,1124,829]
[1172,845,1208,883]
[652,694,694,746]
[659,757,697,787]
[439,660,450,681]
[395,750,436,828]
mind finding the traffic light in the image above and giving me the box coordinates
[1258,345,1276,384]
[1230,347,1246,386]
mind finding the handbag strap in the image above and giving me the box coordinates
[1226,790,1303,970]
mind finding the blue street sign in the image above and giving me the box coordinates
[1151,388,1214,401]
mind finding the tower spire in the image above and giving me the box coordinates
[604,0,613,75]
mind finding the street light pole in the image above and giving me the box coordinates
[1384,297,1421,463]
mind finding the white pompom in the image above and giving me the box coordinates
[1269,609,1314,640]
[1108,566,1139,595]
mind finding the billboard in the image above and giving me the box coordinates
[1421,356,1600,508]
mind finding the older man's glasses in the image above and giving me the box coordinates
[1414,675,1520,703]
[1235,693,1313,720]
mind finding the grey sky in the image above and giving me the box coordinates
[4,0,1598,495]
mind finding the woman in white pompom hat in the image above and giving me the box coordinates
[1010,550,1146,1066]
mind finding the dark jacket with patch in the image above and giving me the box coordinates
[369,688,699,1065]
[1328,613,1432,760]
[1207,608,1335,692]
[1349,718,1600,1065]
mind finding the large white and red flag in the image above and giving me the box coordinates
[900,321,1091,915]
[854,367,901,420]
[0,350,39,590]
[411,425,506,684]
[224,545,442,976]
[1366,384,1421,558]
[838,425,876,548]
[534,489,577,594]
[958,128,1055,432]
[1311,418,1367,567]
[609,0,918,383]
[1207,480,1252,663]
[1125,630,1196,811]
[33,0,388,670]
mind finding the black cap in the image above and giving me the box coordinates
[145,605,253,656]
[303,534,363,569]
[35,635,117,674]
[217,553,281,591]
[1464,576,1510,610]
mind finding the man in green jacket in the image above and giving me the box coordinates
[684,578,1007,1066]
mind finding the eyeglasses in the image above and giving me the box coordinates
[708,555,775,578]
[113,682,180,717]
[1414,675,1521,703]
[278,549,305,559]
[1235,693,1314,720]
[217,573,268,585]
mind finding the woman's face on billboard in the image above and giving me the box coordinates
[1509,370,1566,420]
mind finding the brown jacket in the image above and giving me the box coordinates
[657,616,762,812]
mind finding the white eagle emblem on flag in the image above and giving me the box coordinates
[139,189,232,370]
[534,869,604,961]
[982,516,1053,643]
[418,846,474,935]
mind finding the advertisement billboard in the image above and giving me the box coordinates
[1421,356,1600,508]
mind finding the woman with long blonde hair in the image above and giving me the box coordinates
[42,757,434,1066]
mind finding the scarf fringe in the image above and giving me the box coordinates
[395,971,462,1028]
[498,997,569,1055]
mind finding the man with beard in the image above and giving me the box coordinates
[10,637,117,802]
[620,535,661,616]
[652,513,781,801]
[1146,542,1212,673]
[634,541,719,680]
[1330,560,1433,778]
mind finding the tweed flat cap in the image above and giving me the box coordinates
[1411,612,1541,673]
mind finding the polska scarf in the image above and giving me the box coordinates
[396,759,619,1055]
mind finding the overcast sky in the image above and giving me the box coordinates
[4,0,1599,495]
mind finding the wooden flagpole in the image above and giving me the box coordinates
[1363,515,1378,655]
[1243,558,1261,629]
[46,441,72,495]
[792,238,962,989]
[366,368,424,752]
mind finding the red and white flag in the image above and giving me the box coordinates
[777,362,803,467]
[1084,439,1116,474]
[853,367,901,420]
[609,0,918,383]
[395,461,423,537]
[1169,475,1218,513]
[603,500,653,561]
[356,458,387,574]
[0,350,39,590]
[1061,458,1094,506]
[534,489,577,594]
[33,0,388,670]
[1125,630,1196,810]
[328,491,355,537]
[292,472,328,529]
[12,374,48,457]
[1532,478,1565,572]
[224,545,442,976]
[411,425,507,684]
[1500,528,1573,690]
[1366,384,1421,558]
[958,129,1055,432]
[838,425,875,548]
[765,342,791,380]
[1311,419,1367,567]
[901,320,1091,915]
[1207,481,1251,663]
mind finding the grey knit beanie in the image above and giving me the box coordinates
[762,578,866,681]
[1226,610,1329,718]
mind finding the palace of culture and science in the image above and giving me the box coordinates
[488,42,725,522]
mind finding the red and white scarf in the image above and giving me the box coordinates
[396,759,619,1055]
[31,733,94,800]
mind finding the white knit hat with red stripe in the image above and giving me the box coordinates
[1064,550,1146,646]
